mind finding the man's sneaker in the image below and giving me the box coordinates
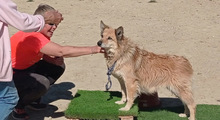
[12,108,29,120]
[27,102,47,111]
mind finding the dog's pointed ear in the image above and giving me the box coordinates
[100,20,108,32]
[116,26,124,40]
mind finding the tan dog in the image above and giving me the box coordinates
[97,21,196,120]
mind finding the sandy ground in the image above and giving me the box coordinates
[8,0,220,119]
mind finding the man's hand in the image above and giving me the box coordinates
[44,10,63,25]
[91,46,105,54]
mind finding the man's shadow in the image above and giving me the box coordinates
[9,82,75,120]
[41,82,75,104]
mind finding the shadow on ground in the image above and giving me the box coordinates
[9,82,75,120]
[139,97,184,114]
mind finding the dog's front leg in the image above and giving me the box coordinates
[115,78,127,104]
[119,79,137,111]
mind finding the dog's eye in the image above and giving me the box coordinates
[108,37,112,40]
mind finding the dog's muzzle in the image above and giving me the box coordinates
[97,41,102,47]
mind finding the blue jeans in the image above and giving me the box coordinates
[0,81,19,120]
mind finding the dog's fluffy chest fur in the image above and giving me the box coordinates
[105,40,144,81]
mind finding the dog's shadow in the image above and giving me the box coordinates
[9,82,75,120]
[106,91,122,101]
[106,91,184,114]
[140,98,184,114]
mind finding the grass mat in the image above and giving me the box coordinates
[65,90,220,120]
[139,104,220,120]
[65,90,138,119]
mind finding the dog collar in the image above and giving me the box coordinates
[106,61,117,91]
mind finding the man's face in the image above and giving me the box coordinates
[40,23,58,38]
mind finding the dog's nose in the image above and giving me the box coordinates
[97,41,102,47]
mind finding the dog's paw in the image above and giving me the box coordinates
[188,117,195,120]
[179,113,187,118]
[119,107,130,111]
[115,101,125,104]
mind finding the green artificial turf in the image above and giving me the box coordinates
[196,104,220,120]
[138,104,220,120]
[65,90,220,120]
[65,90,138,119]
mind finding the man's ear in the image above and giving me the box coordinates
[115,26,124,40]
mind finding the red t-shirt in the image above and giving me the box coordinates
[11,31,50,69]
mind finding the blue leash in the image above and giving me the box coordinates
[106,61,117,91]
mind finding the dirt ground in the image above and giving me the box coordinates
[8,0,220,120]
